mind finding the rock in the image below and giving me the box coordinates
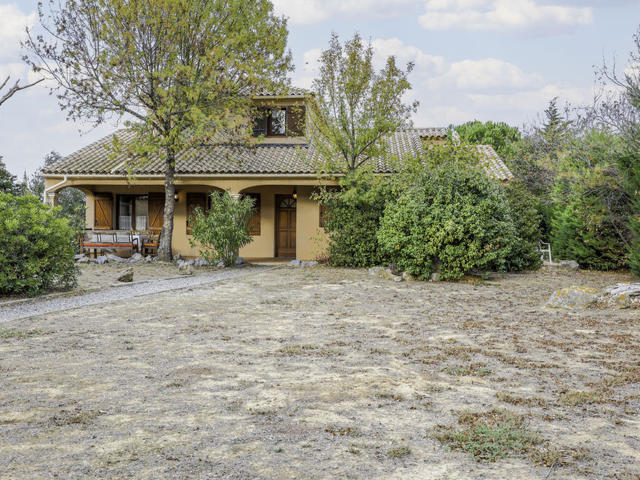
[368,267,385,276]
[235,257,245,265]
[75,254,89,264]
[558,260,580,271]
[178,263,194,275]
[106,253,125,263]
[602,283,640,308]
[546,286,599,309]
[117,267,134,282]
[388,263,402,276]
[429,272,440,282]
[194,257,208,267]
[216,261,225,268]
[177,259,195,267]
[96,255,108,265]
[173,253,182,263]
[289,259,302,267]
[144,255,155,263]
[129,253,144,263]
[372,267,403,282]
[402,271,416,282]
[303,261,318,267]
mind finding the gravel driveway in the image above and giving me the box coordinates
[0,265,273,323]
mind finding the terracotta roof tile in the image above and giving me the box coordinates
[44,128,512,180]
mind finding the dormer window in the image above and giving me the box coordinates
[253,106,306,137]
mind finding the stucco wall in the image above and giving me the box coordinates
[44,177,331,260]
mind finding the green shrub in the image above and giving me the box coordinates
[318,170,392,268]
[378,162,519,280]
[0,193,77,295]
[502,180,542,271]
[551,194,629,270]
[188,191,254,266]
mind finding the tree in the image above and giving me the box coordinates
[0,75,43,108]
[189,192,254,267]
[596,26,640,275]
[454,120,521,158]
[24,0,293,261]
[310,32,418,173]
[28,152,87,234]
[0,157,19,194]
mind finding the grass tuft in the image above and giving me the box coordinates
[434,409,542,462]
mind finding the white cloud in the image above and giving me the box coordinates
[272,0,416,25]
[419,0,593,33]
[294,37,594,128]
[436,58,543,90]
[0,3,35,56]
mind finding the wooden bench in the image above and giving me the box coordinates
[82,231,139,258]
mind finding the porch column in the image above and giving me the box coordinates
[44,191,59,207]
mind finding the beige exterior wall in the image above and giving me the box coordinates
[44,176,334,260]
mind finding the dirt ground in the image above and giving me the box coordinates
[76,262,220,290]
[0,267,638,479]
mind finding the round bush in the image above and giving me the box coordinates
[378,163,519,280]
[0,193,77,295]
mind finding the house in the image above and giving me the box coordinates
[43,92,512,261]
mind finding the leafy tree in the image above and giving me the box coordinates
[0,193,77,295]
[24,0,293,261]
[0,157,18,194]
[502,179,543,271]
[310,32,418,173]
[454,120,521,158]
[189,192,254,267]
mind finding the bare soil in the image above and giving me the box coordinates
[0,267,638,479]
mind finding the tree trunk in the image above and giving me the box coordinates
[157,149,176,262]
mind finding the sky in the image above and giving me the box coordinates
[1,0,640,176]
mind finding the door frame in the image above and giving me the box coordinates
[274,194,297,258]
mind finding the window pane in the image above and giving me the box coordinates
[270,108,286,135]
[118,197,132,230]
[135,195,148,231]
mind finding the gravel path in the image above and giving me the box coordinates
[0,265,275,323]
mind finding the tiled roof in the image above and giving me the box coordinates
[44,128,512,180]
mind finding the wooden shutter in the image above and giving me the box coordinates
[252,108,268,137]
[148,193,164,233]
[187,193,207,234]
[94,195,113,230]
[246,193,261,236]
[286,105,306,137]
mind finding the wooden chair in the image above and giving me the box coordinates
[142,232,159,256]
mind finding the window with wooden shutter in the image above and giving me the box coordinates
[94,195,113,230]
[186,192,207,234]
[286,105,306,137]
[246,193,261,235]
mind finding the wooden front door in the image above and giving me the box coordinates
[276,195,296,257]
[94,195,113,230]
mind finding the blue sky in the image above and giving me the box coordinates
[1,0,639,176]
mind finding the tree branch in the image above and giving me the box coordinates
[0,76,44,107]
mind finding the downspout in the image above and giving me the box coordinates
[43,175,68,205]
